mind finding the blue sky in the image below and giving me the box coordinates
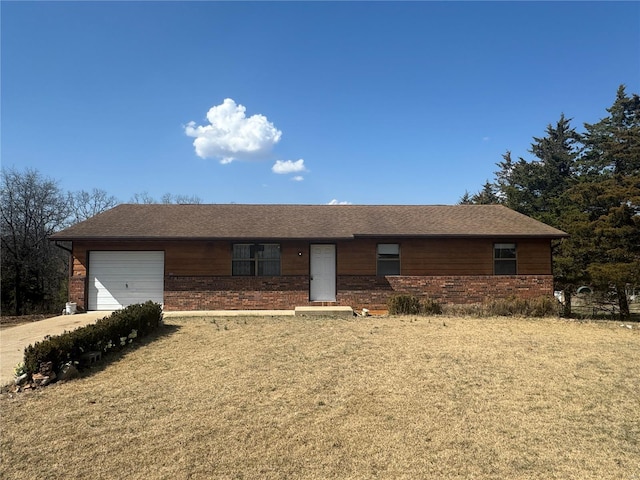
[2,1,639,206]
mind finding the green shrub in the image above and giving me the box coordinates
[23,301,163,377]
[388,295,443,315]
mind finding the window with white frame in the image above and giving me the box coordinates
[232,243,281,276]
[377,243,400,275]
[494,243,517,275]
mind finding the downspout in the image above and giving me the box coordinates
[53,240,75,305]
[54,240,73,275]
[53,240,73,276]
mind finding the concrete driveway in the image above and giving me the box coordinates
[0,311,112,387]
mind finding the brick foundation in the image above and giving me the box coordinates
[162,274,554,311]
[337,275,554,310]
[164,276,310,310]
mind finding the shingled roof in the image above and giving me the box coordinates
[50,204,567,241]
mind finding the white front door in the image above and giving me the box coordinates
[310,244,336,302]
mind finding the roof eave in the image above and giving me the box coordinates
[48,235,358,241]
[50,232,569,241]
[353,233,569,239]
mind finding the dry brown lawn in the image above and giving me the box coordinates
[1,315,639,479]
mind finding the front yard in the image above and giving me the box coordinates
[1,315,638,479]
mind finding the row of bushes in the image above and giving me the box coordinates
[23,301,163,377]
[387,295,443,315]
[387,294,560,317]
[466,295,560,317]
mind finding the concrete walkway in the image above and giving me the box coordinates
[163,310,294,318]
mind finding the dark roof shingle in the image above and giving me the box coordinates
[50,204,568,240]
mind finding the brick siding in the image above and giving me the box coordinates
[69,276,86,312]
[161,274,554,311]
[164,276,310,310]
[337,275,554,310]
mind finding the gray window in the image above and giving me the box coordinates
[377,244,400,275]
[494,243,517,275]
[232,243,281,276]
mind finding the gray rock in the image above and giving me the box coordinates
[58,363,79,381]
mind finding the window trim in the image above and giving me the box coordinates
[493,242,517,275]
[377,243,401,276]
[232,243,281,276]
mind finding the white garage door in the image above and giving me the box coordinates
[88,251,164,310]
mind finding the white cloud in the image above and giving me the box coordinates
[291,176,304,182]
[272,159,306,174]
[327,199,352,205]
[184,98,282,163]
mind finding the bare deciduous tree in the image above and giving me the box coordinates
[131,192,202,204]
[160,193,202,204]
[69,188,119,223]
[129,191,156,204]
[1,168,70,315]
[1,168,207,316]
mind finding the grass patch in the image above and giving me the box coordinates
[1,316,639,479]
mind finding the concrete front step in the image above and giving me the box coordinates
[294,306,354,318]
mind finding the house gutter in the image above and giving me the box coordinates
[53,240,73,254]
[353,233,569,239]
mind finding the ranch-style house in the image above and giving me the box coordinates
[50,204,567,311]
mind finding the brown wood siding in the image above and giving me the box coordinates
[517,239,552,275]
[337,239,377,275]
[282,241,309,275]
[165,241,229,275]
[73,240,312,277]
[336,238,497,276]
[401,238,552,275]
[73,240,171,275]
[167,240,309,276]
[401,238,494,275]
[71,237,553,278]
[335,238,552,276]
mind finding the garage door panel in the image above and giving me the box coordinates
[89,251,164,310]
